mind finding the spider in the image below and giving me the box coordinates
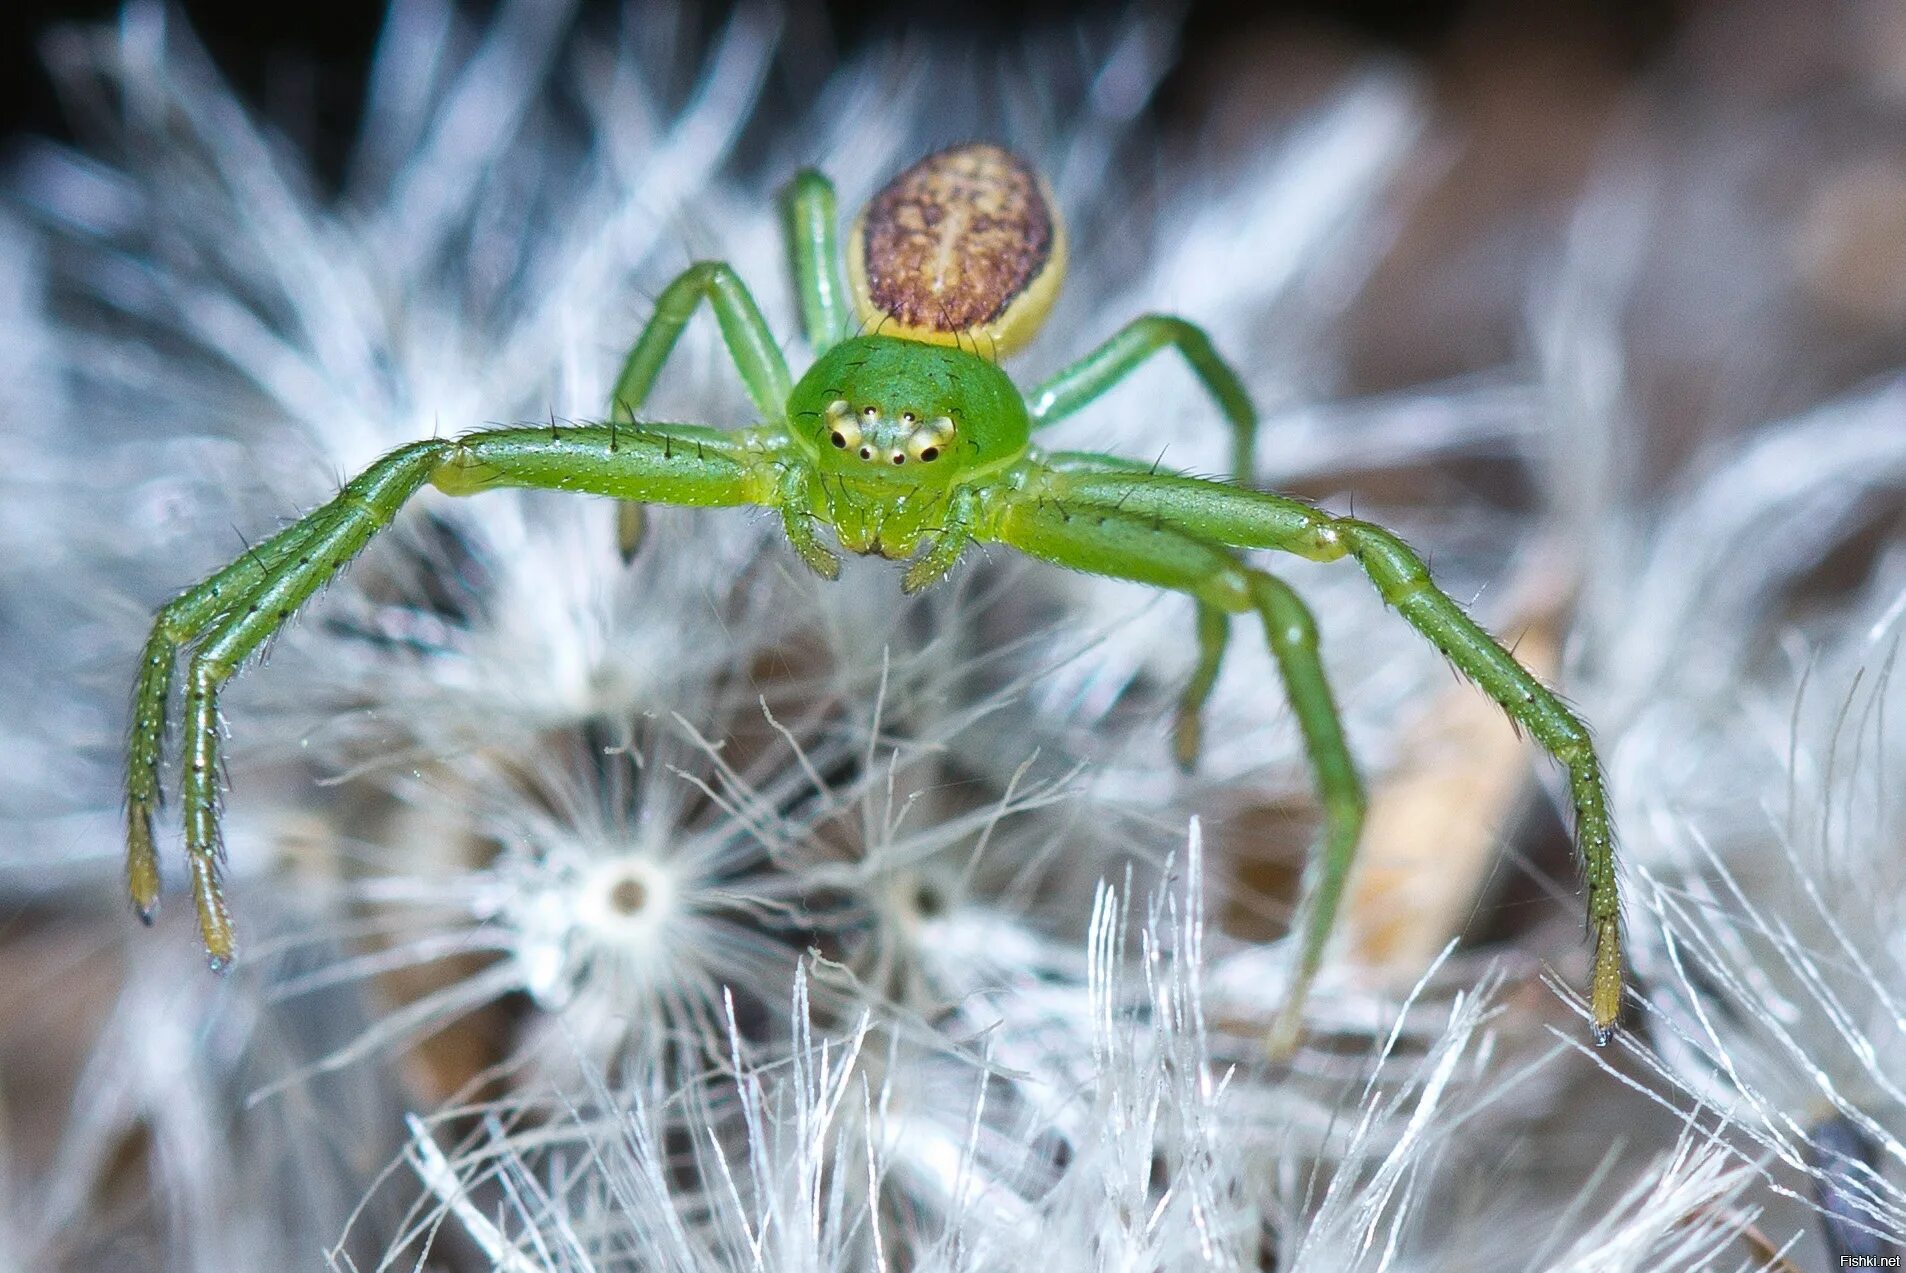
[124,142,1622,1047]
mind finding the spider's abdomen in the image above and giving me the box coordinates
[847,143,1066,357]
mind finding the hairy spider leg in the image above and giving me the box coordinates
[981,492,1362,1053]
[780,170,850,354]
[606,261,791,560]
[133,424,776,966]
[1013,467,1624,1040]
[127,511,339,938]
[1044,451,1242,768]
[1028,317,1258,769]
[1028,316,1256,472]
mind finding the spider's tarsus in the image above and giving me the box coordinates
[1591,1023,1613,1047]
[134,901,158,927]
[206,952,232,974]
[616,503,647,564]
[1171,716,1202,774]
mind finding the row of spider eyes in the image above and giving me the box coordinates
[824,400,956,465]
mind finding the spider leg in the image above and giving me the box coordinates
[1030,318,1254,771]
[982,492,1363,1051]
[773,466,840,581]
[1027,316,1256,476]
[780,169,849,354]
[1334,517,1621,1038]
[1174,604,1231,772]
[1248,569,1364,1058]
[136,424,778,965]
[607,261,791,561]
[1031,467,1624,1039]
[171,441,449,964]
[1042,450,1240,770]
[901,486,980,594]
[126,512,338,924]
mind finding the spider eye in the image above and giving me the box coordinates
[824,401,863,453]
[892,453,905,465]
[904,416,957,464]
[859,446,873,460]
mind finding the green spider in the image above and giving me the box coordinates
[124,142,1623,1046]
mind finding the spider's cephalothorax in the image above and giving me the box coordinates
[126,141,1625,1051]
[793,339,1029,476]
[788,334,1029,560]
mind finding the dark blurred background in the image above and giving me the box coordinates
[2,1,1689,177]
[0,0,1699,400]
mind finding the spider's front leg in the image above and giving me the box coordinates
[127,511,348,949]
[129,424,777,966]
[1334,515,1621,1035]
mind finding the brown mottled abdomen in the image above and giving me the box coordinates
[848,143,1066,356]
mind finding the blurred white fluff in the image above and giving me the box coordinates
[378,826,1519,1271]
[259,712,824,1091]
[1602,545,1906,1254]
[1539,15,1906,1255]
[1531,1128,1774,1273]
[18,930,411,1273]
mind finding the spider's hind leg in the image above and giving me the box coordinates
[987,496,1364,1055]
[779,169,849,354]
[1245,569,1365,1058]
[1173,603,1230,771]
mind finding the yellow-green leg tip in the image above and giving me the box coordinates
[126,811,162,925]
[1171,712,1203,774]
[189,857,237,973]
[1590,918,1624,1045]
[615,501,647,564]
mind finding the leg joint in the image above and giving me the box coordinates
[1130,312,1203,349]
[1200,569,1257,615]
[186,654,236,693]
[661,260,742,314]
[1335,518,1435,602]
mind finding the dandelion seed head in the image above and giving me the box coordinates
[501,825,691,1010]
